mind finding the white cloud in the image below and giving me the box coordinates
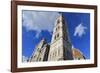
[22,11,60,38]
[74,23,87,37]
[22,56,28,62]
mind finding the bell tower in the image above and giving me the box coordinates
[48,13,73,61]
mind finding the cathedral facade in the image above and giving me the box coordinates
[29,13,85,62]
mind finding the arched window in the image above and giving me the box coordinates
[78,57,80,60]
[57,19,60,24]
[56,28,57,31]
[39,58,41,61]
[53,52,54,57]
[58,26,60,29]
[50,54,51,59]
[57,33,59,38]
[34,55,36,58]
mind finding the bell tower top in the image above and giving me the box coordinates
[54,12,63,26]
[51,12,70,44]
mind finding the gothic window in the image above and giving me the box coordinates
[57,33,59,38]
[57,19,60,24]
[56,27,57,31]
[56,26,60,32]
[53,52,55,58]
[39,49,42,53]
[34,55,36,58]
[58,26,60,30]
[39,58,41,61]
[50,54,51,59]
[53,52,54,56]
[54,33,59,40]
[78,58,80,60]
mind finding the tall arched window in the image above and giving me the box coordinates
[39,58,41,61]
[57,33,59,38]
[57,19,60,24]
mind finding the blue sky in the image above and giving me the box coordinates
[22,10,90,61]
